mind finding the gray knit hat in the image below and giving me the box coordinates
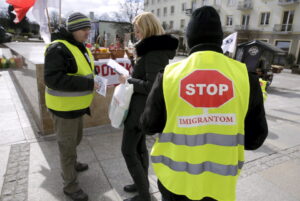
[66,12,91,32]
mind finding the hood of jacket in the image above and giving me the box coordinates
[135,34,179,59]
[50,27,86,50]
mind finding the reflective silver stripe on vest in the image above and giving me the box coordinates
[152,155,244,176]
[158,133,244,147]
[47,74,94,97]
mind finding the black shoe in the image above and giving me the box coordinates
[64,189,89,201]
[75,162,89,172]
[123,184,137,192]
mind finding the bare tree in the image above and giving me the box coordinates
[49,11,65,30]
[112,0,144,42]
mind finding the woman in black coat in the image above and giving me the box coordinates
[118,12,179,201]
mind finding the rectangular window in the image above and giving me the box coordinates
[151,10,154,13]
[281,10,294,31]
[180,19,185,29]
[226,15,233,26]
[202,0,209,6]
[227,0,235,6]
[260,12,270,25]
[171,6,175,15]
[242,15,250,25]
[275,41,291,52]
[164,7,167,16]
[182,3,186,11]
[169,21,174,29]
[157,8,160,17]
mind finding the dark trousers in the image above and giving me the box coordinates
[158,180,217,201]
[52,114,83,193]
[121,125,150,200]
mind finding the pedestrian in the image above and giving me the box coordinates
[118,12,179,201]
[141,6,268,201]
[44,12,100,201]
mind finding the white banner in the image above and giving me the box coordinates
[222,32,237,54]
[32,0,50,43]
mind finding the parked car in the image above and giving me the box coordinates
[0,26,12,43]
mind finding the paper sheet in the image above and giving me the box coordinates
[94,75,108,97]
[107,59,129,76]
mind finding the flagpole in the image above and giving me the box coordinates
[59,0,62,26]
[45,2,52,33]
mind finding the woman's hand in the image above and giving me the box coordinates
[118,74,129,84]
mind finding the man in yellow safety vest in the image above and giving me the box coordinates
[141,6,268,201]
[44,12,99,201]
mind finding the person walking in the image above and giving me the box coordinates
[44,12,99,201]
[141,6,268,201]
[118,12,178,201]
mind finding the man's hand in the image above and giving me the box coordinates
[94,81,100,90]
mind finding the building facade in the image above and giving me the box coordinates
[144,0,300,65]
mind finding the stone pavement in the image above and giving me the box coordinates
[0,68,300,201]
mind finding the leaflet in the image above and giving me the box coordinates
[107,59,129,76]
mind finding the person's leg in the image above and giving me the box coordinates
[137,132,149,175]
[122,126,151,201]
[53,114,81,193]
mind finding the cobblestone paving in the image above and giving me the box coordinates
[0,143,30,201]
[241,144,300,179]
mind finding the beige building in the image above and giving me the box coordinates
[144,0,300,65]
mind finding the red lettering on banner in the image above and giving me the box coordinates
[101,64,109,76]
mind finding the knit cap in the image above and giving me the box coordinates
[66,12,91,32]
[186,6,223,48]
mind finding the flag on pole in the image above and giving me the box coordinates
[221,32,238,54]
[6,0,37,23]
[31,0,60,43]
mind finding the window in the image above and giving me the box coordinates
[227,0,235,6]
[151,10,154,13]
[171,6,175,15]
[226,15,233,26]
[169,21,174,29]
[164,7,167,16]
[281,10,294,31]
[242,15,250,28]
[162,21,167,29]
[157,8,160,17]
[202,0,209,6]
[275,41,291,52]
[192,0,196,10]
[180,19,185,29]
[260,12,270,25]
[182,3,186,11]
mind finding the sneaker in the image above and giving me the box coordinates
[63,189,88,201]
[75,162,89,172]
[123,184,137,192]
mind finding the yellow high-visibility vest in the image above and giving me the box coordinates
[151,51,250,201]
[45,40,95,111]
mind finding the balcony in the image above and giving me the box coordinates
[235,25,249,31]
[237,1,253,10]
[278,0,300,5]
[273,24,293,32]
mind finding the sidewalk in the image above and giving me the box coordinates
[0,69,299,201]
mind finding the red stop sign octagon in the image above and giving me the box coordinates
[180,70,234,108]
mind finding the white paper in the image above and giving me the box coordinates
[94,75,108,97]
[107,59,129,76]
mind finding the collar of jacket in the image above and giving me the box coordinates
[135,34,179,57]
[51,27,86,50]
[188,43,223,55]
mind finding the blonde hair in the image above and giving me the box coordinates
[133,12,165,39]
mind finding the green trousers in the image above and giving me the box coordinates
[52,114,83,193]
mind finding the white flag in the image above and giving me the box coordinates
[31,0,60,43]
[221,32,237,54]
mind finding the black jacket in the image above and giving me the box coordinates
[44,27,94,119]
[124,34,179,129]
[141,44,268,150]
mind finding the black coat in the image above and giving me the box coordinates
[141,44,268,150]
[44,27,94,119]
[125,34,179,129]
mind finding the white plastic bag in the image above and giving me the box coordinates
[109,83,134,128]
